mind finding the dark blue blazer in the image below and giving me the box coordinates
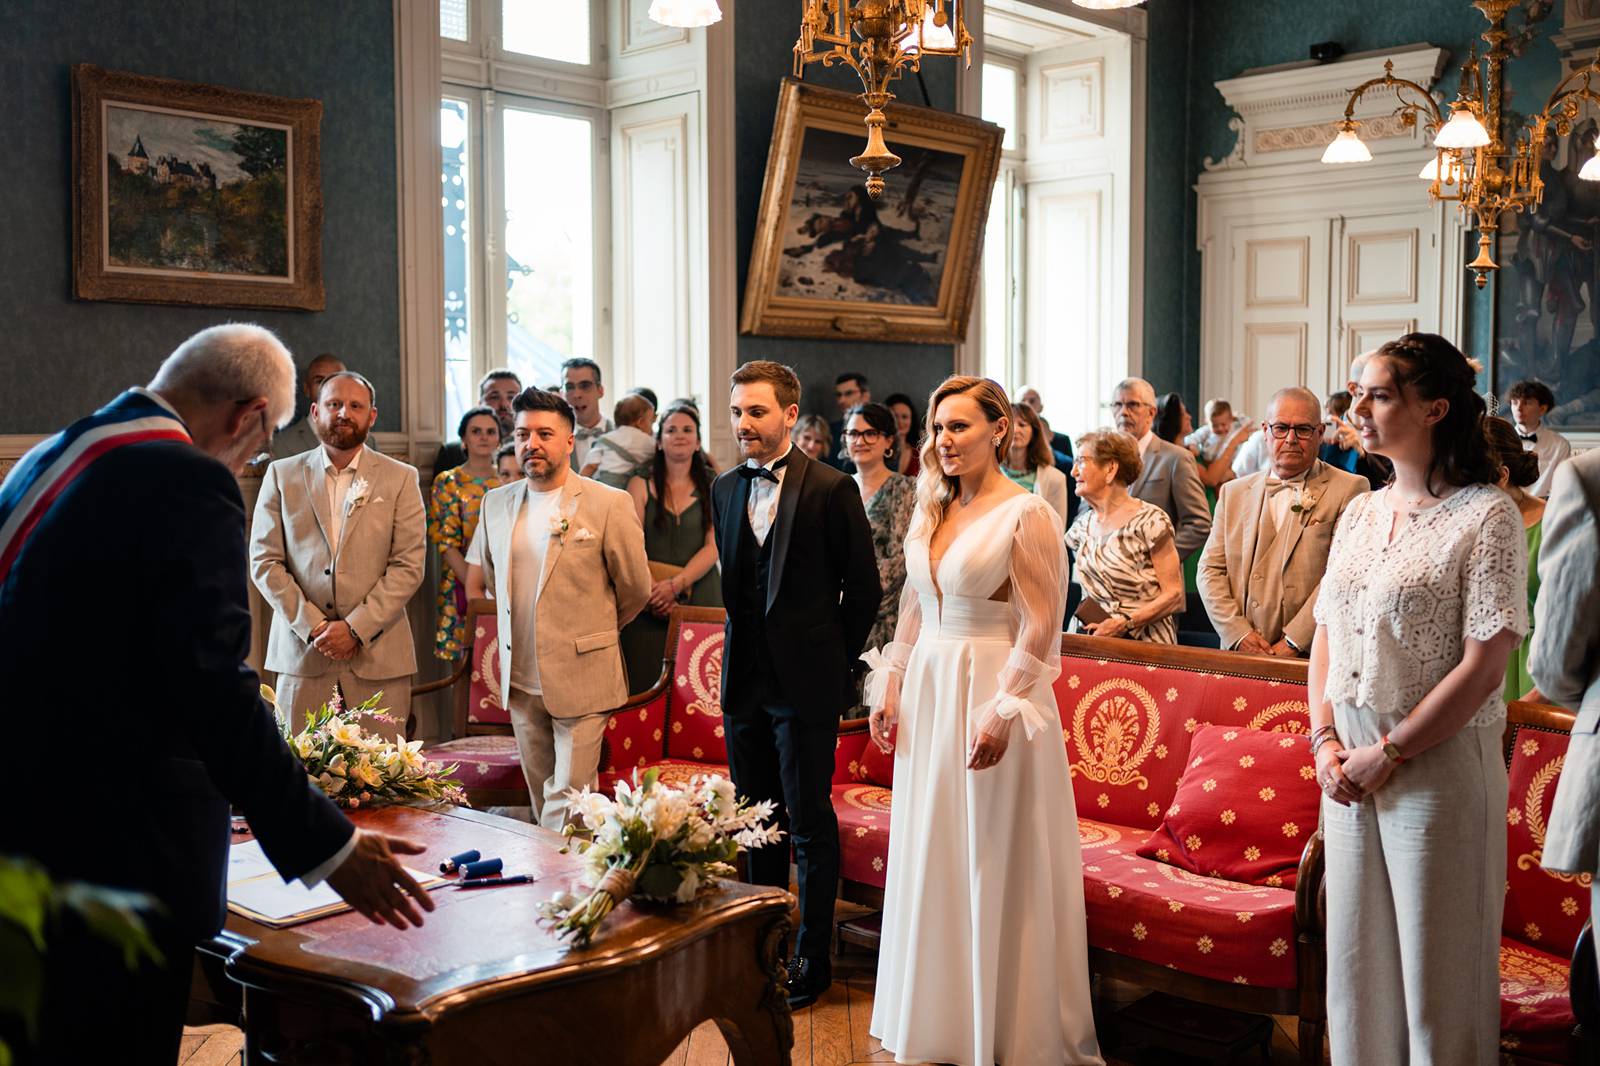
[0,440,353,938]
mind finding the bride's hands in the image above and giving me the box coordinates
[967,722,1011,771]
[869,702,896,754]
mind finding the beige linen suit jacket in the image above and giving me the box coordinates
[250,447,427,680]
[1197,461,1367,651]
[1130,437,1212,559]
[477,475,651,719]
[1532,449,1600,874]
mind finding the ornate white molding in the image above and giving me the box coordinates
[1254,112,1414,155]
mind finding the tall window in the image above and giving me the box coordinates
[980,55,1023,391]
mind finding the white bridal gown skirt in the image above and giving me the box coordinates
[870,597,1103,1066]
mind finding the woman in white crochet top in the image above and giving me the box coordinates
[1309,333,1528,1065]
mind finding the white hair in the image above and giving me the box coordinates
[1267,386,1322,419]
[148,323,297,429]
[1349,348,1379,385]
[1111,376,1157,405]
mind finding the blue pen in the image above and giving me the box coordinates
[455,874,534,889]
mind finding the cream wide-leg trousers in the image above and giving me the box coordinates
[273,670,412,736]
[1321,703,1506,1066]
[506,688,608,833]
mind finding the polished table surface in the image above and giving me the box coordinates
[193,805,794,1066]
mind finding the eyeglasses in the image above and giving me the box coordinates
[842,429,883,442]
[1267,422,1321,440]
[562,380,598,393]
[1109,400,1149,412]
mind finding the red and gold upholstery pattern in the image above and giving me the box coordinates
[425,733,524,791]
[597,693,670,796]
[834,782,893,888]
[1504,723,1593,959]
[1499,937,1578,1062]
[464,615,511,726]
[662,622,727,765]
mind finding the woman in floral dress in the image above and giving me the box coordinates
[428,406,503,660]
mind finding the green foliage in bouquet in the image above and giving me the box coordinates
[537,768,784,947]
[262,683,468,810]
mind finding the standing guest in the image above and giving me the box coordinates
[1326,390,1352,422]
[1065,430,1185,644]
[1508,379,1573,498]
[271,352,345,458]
[620,403,724,694]
[581,392,657,488]
[844,402,916,715]
[465,387,651,830]
[712,360,879,1007]
[433,368,521,473]
[883,391,922,477]
[495,441,520,484]
[627,385,659,411]
[1017,383,1074,464]
[1198,387,1367,658]
[1110,377,1211,559]
[862,376,1102,1066]
[1333,350,1394,490]
[791,413,834,464]
[252,372,427,730]
[561,357,612,471]
[1309,333,1526,1066]
[1003,402,1070,528]
[427,405,502,662]
[0,325,432,1063]
[829,371,870,472]
[1155,392,1193,444]
[1483,416,1547,701]
[1186,398,1254,489]
[1532,447,1600,978]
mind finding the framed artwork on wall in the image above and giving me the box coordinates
[741,79,1002,345]
[71,64,324,311]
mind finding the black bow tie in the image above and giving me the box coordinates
[737,453,789,483]
[1520,432,1537,443]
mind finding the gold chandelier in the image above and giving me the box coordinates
[1322,0,1600,289]
[793,1,972,199]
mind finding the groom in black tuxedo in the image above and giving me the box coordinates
[712,360,880,1007]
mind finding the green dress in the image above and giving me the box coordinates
[620,491,724,695]
[1505,518,1543,702]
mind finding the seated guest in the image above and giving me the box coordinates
[1111,377,1211,560]
[1484,415,1547,701]
[1066,430,1185,643]
[434,368,520,474]
[1186,397,1254,489]
[792,413,834,464]
[272,352,344,458]
[581,392,657,488]
[1155,391,1192,444]
[620,403,723,693]
[883,391,922,477]
[1508,379,1572,499]
[428,405,503,661]
[843,402,915,716]
[1003,402,1070,528]
[829,371,869,472]
[495,441,520,484]
[1198,387,1367,658]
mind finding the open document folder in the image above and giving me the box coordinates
[226,838,447,928]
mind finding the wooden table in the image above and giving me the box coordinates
[191,805,794,1066]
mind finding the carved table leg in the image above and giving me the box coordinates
[718,915,795,1066]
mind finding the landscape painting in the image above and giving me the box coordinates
[73,65,324,310]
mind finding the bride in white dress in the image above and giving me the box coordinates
[863,376,1102,1066]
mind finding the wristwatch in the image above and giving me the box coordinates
[1380,734,1406,764]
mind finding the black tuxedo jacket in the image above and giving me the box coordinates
[711,448,880,719]
[0,441,353,938]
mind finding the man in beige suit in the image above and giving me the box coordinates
[1198,387,1367,657]
[467,387,650,831]
[1532,448,1600,971]
[251,372,427,727]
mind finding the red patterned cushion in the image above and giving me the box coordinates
[834,723,872,785]
[858,727,895,787]
[664,621,727,764]
[1082,837,1300,989]
[424,734,524,792]
[601,694,669,774]
[1056,656,1309,831]
[834,782,893,889]
[597,757,729,800]
[1504,723,1594,959]
[1135,726,1318,888]
[465,615,510,725]
[1499,937,1577,1061]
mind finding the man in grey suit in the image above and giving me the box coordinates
[1198,387,1367,657]
[1112,377,1211,559]
[251,371,428,728]
[1531,447,1600,974]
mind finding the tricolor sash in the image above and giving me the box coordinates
[0,389,191,584]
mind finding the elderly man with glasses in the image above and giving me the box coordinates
[1109,377,1212,560]
[1197,386,1368,657]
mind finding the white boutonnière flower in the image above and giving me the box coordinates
[345,476,371,515]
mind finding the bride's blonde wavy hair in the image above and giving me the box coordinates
[914,375,1013,538]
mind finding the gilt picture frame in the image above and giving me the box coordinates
[72,64,324,311]
[741,79,1002,344]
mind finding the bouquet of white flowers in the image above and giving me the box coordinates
[537,768,784,947]
[263,683,468,810]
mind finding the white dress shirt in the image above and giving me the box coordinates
[745,444,792,546]
[1518,421,1573,499]
[1137,430,1156,458]
[321,445,365,548]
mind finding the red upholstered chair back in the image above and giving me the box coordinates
[1504,701,1592,958]
[464,611,511,726]
[1054,635,1310,829]
[663,607,728,765]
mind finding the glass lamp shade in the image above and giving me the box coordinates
[1322,125,1373,164]
[918,5,958,50]
[1581,152,1600,182]
[1434,107,1491,149]
[647,0,722,27]
[1418,154,1464,183]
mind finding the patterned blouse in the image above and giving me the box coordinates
[863,472,917,655]
[1065,500,1177,644]
[427,466,497,660]
[1314,484,1528,728]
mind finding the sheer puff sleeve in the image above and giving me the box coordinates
[861,579,921,714]
[972,497,1068,744]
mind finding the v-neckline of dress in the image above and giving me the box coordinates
[927,493,1030,605]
